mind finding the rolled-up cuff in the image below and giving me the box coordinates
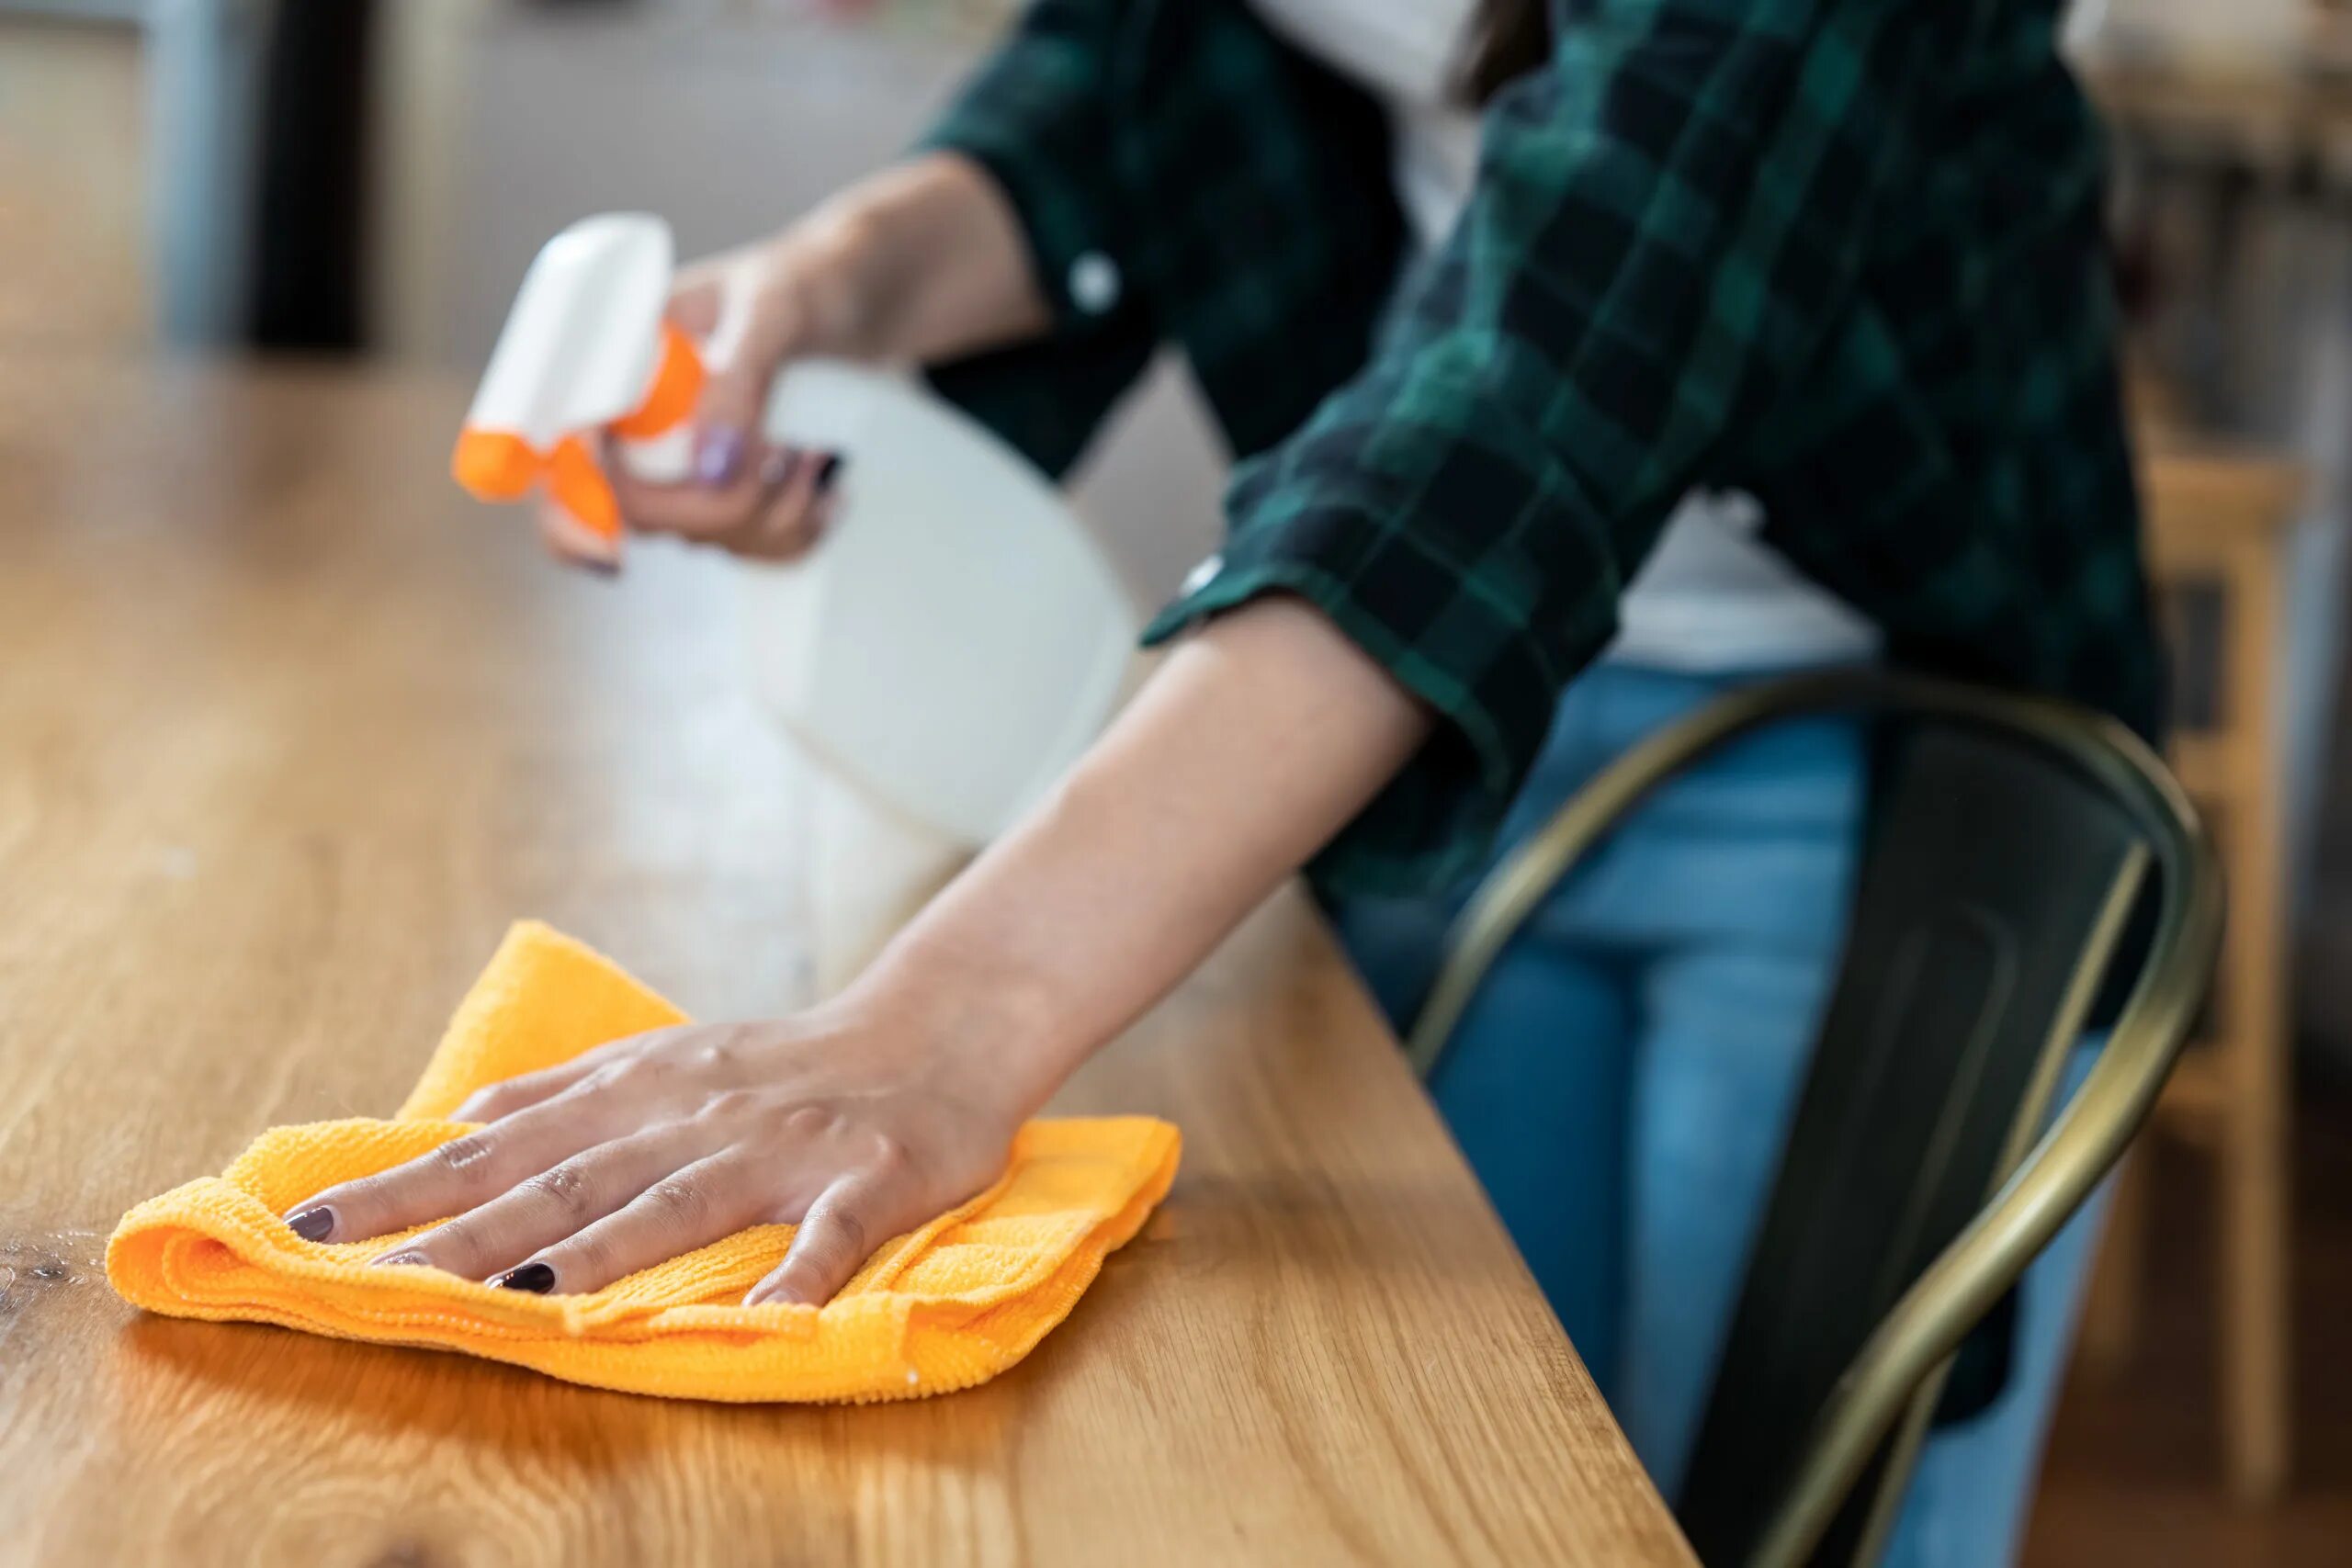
[1141,491,1594,897]
[914,130,1133,341]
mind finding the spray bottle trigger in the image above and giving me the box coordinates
[547,435,623,541]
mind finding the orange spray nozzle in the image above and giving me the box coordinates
[450,322,707,545]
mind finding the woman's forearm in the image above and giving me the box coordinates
[807,152,1053,365]
[844,599,1431,1118]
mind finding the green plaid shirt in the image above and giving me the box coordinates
[922,0,2158,895]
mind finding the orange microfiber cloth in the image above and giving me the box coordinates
[107,920,1181,1402]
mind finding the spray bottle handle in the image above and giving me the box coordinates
[593,262,767,504]
[611,321,708,441]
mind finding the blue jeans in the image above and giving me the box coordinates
[1331,661,2108,1568]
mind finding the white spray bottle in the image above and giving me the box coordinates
[456,213,1139,990]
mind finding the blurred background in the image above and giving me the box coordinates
[1,0,2346,1559]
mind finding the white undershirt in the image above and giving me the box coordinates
[1250,0,1879,671]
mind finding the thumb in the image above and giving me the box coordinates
[684,259,809,490]
[743,1174,894,1309]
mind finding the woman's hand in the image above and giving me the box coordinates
[535,226,865,573]
[281,1002,1028,1305]
[539,152,1051,573]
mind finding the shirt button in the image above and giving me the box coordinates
[1069,252,1122,315]
[1181,553,1223,595]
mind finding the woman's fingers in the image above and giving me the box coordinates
[375,1125,708,1281]
[489,1149,784,1296]
[451,1038,637,1124]
[275,1003,1013,1304]
[546,236,845,561]
[520,235,866,566]
[687,254,812,484]
[730,449,841,562]
[605,442,842,560]
[283,1077,644,1246]
[743,1171,898,1308]
[534,497,620,574]
[606,446,781,543]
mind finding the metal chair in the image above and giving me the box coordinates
[1405,668,2222,1567]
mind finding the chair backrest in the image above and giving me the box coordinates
[1405,671,2221,1568]
[1678,724,2143,1563]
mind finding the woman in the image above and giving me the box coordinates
[288,1,2155,1559]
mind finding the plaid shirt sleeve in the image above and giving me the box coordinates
[918,0,1409,479]
[1140,0,1940,893]
[913,0,1164,478]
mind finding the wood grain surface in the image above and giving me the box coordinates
[0,356,1691,1567]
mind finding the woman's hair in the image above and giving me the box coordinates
[1458,0,1551,104]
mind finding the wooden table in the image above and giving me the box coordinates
[0,357,1690,1567]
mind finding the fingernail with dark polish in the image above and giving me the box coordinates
[812,452,843,494]
[572,553,619,578]
[759,446,802,489]
[374,1251,429,1269]
[286,1206,336,1243]
[492,1262,556,1294]
[695,426,746,487]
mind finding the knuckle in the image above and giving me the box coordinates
[784,1103,841,1139]
[865,1133,915,1180]
[431,1134,497,1175]
[518,1163,596,1221]
[640,1177,709,1232]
